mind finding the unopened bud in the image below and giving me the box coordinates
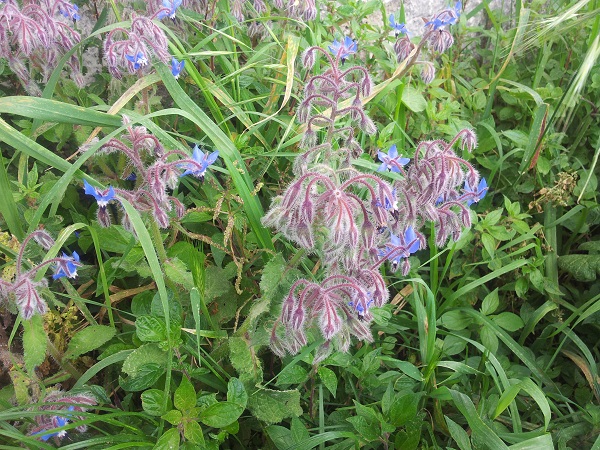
[420,61,436,84]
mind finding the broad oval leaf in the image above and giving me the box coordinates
[65,325,115,359]
[199,401,243,428]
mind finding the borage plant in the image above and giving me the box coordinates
[0,0,83,95]
[83,116,219,231]
[264,31,487,363]
[390,1,462,83]
[0,229,81,319]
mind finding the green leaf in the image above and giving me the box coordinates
[265,425,293,450]
[449,390,509,450]
[229,336,263,383]
[480,325,499,353]
[161,410,183,425]
[401,86,427,112]
[260,253,302,301]
[120,363,164,392]
[558,254,600,281]
[64,325,115,359]
[493,378,551,431]
[276,365,308,386]
[394,416,423,450]
[515,277,529,298]
[388,393,420,427]
[482,233,497,258]
[347,415,380,441]
[445,416,472,450]
[0,96,121,128]
[122,343,168,377]
[247,388,302,424]
[492,312,524,332]
[440,310,473,331]
[199,401,243,428]
[141,389,168,416]
[379,358,423,381]
[227,377,248,408]
[502,129,529,148]
[507,434,553,449]
[184,420,205,445]
[382,383,394,416]
[481,289,499,316]
[354,401,379,422]
[164,257,194,289]
[175,377,197,412]
[22,315,47,373]
[150,291,182,324]
[136,316,167,343]
[0,152,23,239]
[204,265,233,300]
[317,366,338,397]
[153,428,180,450]
[290,417,310,443]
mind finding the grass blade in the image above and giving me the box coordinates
[155,62,274,252]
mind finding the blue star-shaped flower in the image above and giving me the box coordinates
[125,52,148,70]
[348,297,374,318]
[454,1,462,16]
[181,145,220,180]
[158,0,183,19]
[171,57,185,79]
[53,252,81,280]
[83,180,115,207]
[389,14,408,35]
[59,3,80,21]
[426,1,461,29]
[380,226,420,267]
[377,145,410,173]
[35,406,74,441]
[464,177,488,206]
[328,36,358,61]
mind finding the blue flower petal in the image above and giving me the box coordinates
[171,57,184,78]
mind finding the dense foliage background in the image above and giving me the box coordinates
[0,0,599,448]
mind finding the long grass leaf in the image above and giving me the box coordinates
[117,198,172,411]
[284,432,358,450]
[507,434,553,450]
[0,97,122,128]
[0,153,23,239]
[493,378,551,431]
[460,309,558,390]
[441,259,529,312]
[155,62,274,251]
[73,350,134,390]
[449,390,509,450]
[520,104,548,173]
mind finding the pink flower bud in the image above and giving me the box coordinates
[420,61,436,84]
[14,277,48,320]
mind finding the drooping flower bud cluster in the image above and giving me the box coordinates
[383,129,486,249]
[83,116,219,230]
[0,0,83,95]
[264,36,487,363]
[227,0,316,23]
[389,1,462,84]
[0,230,81,320]
[103,14,171,79]
[264,40,404,362]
